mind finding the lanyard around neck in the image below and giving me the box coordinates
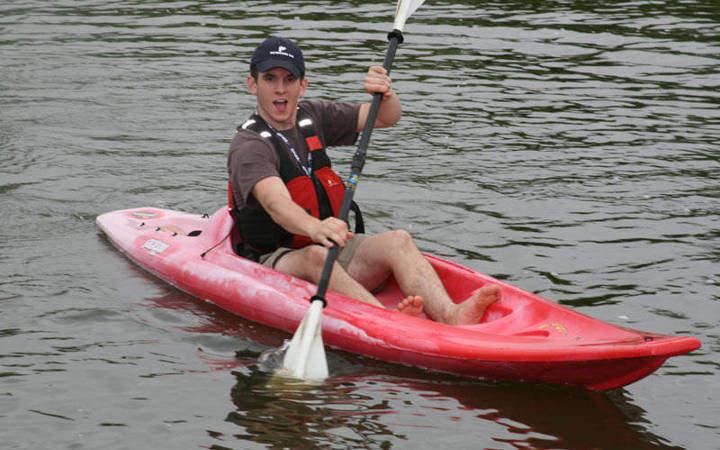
[268,125,313,177]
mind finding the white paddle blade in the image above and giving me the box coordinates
[393,0,425,32]
[280,300,328,380]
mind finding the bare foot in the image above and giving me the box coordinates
[396,295,425,318]
[446,285,501,325]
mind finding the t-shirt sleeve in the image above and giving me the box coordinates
[227,130,279,208]
[303,100,360,147]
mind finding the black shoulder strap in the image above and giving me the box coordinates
[350,201,365,234]
[239,114,304,181]
[238,114,283,151]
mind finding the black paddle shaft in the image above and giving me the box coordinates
[311,30,404,304]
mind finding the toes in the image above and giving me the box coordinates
[396,295,425,317]
[406,296,423,308]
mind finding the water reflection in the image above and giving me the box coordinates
[221,366,681,450]
[138,287,681,449]
[143,283,679,450]
[226,370,404,449]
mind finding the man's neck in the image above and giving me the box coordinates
[257,111,297,132]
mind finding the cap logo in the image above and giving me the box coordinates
[270,45,294,59]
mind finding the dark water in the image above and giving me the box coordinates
[1,1,718,448]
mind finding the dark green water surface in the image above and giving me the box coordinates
[1,1,718,449]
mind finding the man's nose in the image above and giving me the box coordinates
[275,79,288,93]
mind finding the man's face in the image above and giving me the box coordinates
[247,67,308,130]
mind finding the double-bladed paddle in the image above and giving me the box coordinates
[280,0,426,380]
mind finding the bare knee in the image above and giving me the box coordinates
[303,245,328,271]
[387,229,415,252]
[298,245,348,280]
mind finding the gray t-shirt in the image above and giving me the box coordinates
[228,100,360,210]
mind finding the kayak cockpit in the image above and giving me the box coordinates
[374,254,651,344]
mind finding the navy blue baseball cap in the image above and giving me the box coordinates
[250,36,305,78]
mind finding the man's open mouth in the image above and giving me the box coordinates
[274,100,288,113]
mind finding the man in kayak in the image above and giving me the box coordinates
[228,36,499,324]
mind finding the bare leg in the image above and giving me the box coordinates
[444,285,500,325]
[273,245,424,316]
[347,230,499,324]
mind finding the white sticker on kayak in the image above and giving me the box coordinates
[132,210,158,219]
[143,238,170,255]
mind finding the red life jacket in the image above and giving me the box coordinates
[229,107,361,258]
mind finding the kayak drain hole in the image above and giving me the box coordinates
[644,336,654,342]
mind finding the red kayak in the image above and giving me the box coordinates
[96,206,700,390]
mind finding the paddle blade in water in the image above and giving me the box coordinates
[393,0,425,32]
[280,300,328,380]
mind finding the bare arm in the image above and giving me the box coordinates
[357,65,402,132]
[252,176,353,248]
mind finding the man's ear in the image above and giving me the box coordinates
[246,75,257,95]
[299,77,309,97]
